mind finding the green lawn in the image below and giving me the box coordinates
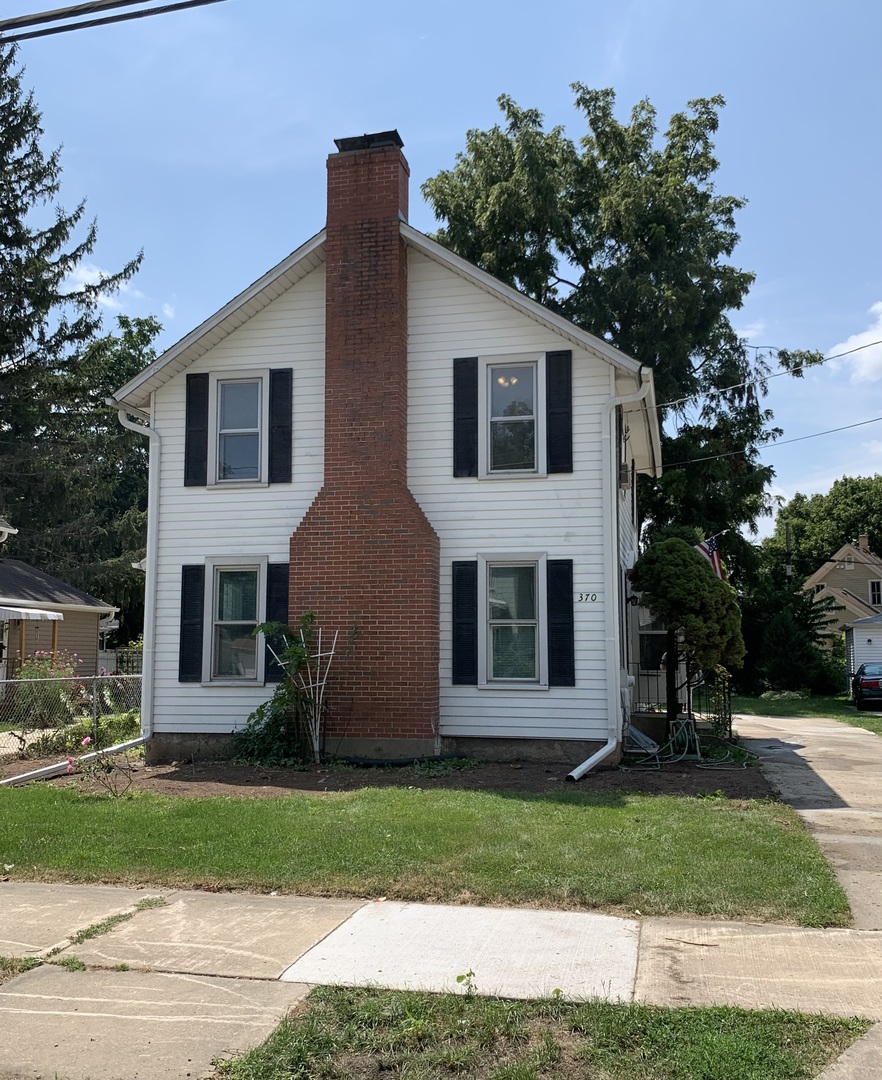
[0,784,849,927]
[732,693,882,735]
[214,986,869,1080]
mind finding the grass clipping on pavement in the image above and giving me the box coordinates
[2,785,850,927]
[214,987,870,1080]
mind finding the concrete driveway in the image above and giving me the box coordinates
[734,712,882,930]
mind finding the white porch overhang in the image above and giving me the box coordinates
[0,605,64,621]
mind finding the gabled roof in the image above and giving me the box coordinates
[803,540,882,590]
[0,560,116,615]
[111,225,661,475]
[847,613,882,628]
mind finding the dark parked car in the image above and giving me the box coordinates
[851,663,882,710]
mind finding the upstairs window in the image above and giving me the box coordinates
[452,351,572,479]
[488,363,537,473]
[871,581,881,605]
[217,379,261,481]
[184,369,292,487]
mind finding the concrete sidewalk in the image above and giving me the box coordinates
[1,882,880,1080]
[734,712,882,930]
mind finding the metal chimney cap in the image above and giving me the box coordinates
[334,130,404,153]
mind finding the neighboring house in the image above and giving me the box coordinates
[802,534,882,635]
[112,131,662,769]
[845,613,882,681]
[0,558,117,678]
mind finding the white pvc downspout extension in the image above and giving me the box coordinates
[567,367,652,782]
[110,398,160,742]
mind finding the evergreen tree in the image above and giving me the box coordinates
[0,42,149,637]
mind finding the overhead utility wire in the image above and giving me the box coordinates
[663,414,882,469]
[0,1,150,33]
[656,338,882,411]
[0,0,226,41]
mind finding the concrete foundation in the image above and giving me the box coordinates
[442,736,616,766]
[145,732,233,764]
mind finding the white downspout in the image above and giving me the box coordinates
[567,367,651,782]
[109,397,160,742]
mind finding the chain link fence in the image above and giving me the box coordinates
[0,674,141,763]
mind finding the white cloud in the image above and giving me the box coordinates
[827,301,882,383]
[735,319,767,344]
[64,262,145,310]
[161,303,176,319]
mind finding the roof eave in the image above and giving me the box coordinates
[402,225,643,377]
[114,229,327,410]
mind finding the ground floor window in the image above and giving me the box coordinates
[450,553,576,689]
[179,557,292,685]
[637,606,666,672]
[211,566,260,679]
[487,562,540,681]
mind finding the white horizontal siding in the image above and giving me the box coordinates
[407,250,616,743]
[150,266,325,734]
[148,250,625,743]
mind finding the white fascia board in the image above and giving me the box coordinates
[401,224,643,377]
[114,230,327,411]
[403,225,662,478]
[0,597,117,616]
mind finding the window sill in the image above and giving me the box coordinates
[206,480,271,490]
[200,679,264,688]
[478,471,547,481]
[477,681,549,692]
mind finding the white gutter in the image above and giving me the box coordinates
[109,398,160,742]
[567,367,652,782]
[0,737,147,786]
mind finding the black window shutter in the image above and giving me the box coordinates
[179,565,205,682]
[268,369,293,484]
[547,559,575,686]
[264,563,290,683]
[184,373,209,486]
[453,357,478,477]
[546,350,573,473]
[451,560,478,684]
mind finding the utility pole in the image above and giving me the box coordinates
[785,521,792,579]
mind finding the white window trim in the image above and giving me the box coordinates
[207,370,271,487]
[871,580,882,605]
[201,555,267,685]
[477,354,547,479]
[477,551,548,690]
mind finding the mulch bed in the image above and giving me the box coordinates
[1,752,775,800]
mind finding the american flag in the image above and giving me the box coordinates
[695,534,726,580]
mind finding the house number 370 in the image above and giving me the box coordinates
[577,592,598,602]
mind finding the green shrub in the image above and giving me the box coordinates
[228,696,308,768]
[27,709,141,757]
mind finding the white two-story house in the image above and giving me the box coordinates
[112,131,661,773]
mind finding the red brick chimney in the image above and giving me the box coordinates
[289,132,440,758]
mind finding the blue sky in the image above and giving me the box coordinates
[11,0,882,537]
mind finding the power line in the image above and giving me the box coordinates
[0,1,150,33]
[663,414,882,469]
[656,338,882,411]
[0,0,227,42]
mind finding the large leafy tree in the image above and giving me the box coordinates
[764,476,882,581]
[423,88,819,560]
[0,42,150,637]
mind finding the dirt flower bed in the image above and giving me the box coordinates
[1,751,775,800]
